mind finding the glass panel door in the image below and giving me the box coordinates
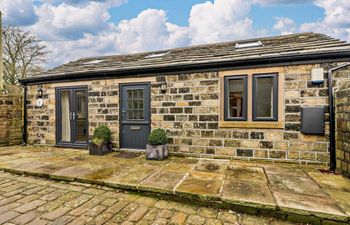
[74,90,88,142]
[59,90,71,142]
[56,86,88,147]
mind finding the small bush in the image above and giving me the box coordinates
[92,125,112,145]
[147,128,168,146]
[92,137,104,147]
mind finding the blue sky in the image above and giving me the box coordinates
[0,0,349,68]
[109,0,207,26]
[109,0,324,30]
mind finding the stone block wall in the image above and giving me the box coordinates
[0,94,22,146]
[26,63,350,164]
[88,80,120,147]
[151,65,330,164]
[335,71,350,177]
[26,78,154,146]
[26,84,55,145]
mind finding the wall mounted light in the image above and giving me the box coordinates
[37,88,43,98]
[160,77,167,94]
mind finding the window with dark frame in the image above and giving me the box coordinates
[253,73,278,121]
[127,89,145,120]
[224,75,247,121]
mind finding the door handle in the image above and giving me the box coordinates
[70,112,76,120]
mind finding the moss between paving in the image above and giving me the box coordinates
[0,146,349,225]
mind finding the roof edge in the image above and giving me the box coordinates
[51,32,319,63]
[20,50,350,85]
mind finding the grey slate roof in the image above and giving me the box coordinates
[30,32,350,79]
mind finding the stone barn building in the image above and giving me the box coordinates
[19,32,350,166]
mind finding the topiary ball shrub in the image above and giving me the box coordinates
[92,125,112,145]
[147,128,168,146]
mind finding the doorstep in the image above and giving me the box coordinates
[0,146,349,225]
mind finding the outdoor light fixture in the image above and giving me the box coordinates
[36,88,44,108]
[37,88,43,98]
[160,77,167,93]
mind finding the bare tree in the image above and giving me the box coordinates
[2,26,48,84]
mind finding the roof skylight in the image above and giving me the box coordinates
[145,51,171,59]
[82,59,105,65]
[235,41,263,49]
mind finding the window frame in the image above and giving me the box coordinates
[224,75,248,121]
[252,73,278,121]
[219,67,284,129]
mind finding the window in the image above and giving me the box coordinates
[235,41,263,49]
[224,75,247,121]
[221,68,283,128]
[144,51,171,59]
[253,74,278,121]
[127,89,144,120]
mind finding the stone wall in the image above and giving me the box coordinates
[26,78,155,146]
[335,68,350,177]
[0,94,22,146]
[26,64,345,164]
[151,65,330,164]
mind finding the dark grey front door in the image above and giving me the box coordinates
[56,86,88,148]
[120,83,150,149]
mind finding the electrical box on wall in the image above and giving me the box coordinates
[301,106,325,135]
[311,68,324,84]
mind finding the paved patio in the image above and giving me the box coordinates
[0,172,297,225]
[0,146,349,225]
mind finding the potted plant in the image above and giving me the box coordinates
[146,128,169,160]
[89,125,113,155]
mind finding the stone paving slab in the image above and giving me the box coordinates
[139,170,186,194]
[0,146,349,225]
[176,171,224,200]
[222,164,276,211]
[267,173,328,197]
[273,191,348,222]
[308,172,350,218]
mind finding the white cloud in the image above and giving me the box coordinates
[44,32,119,67]
[42,0,257,68]
[273,17,297,35]
[3,0,350,69]
[256,0,311,5]
[28,2,115,41]
[0,0,37,26]
[300,0,350,41]
[115,9,190,53]
[188,0,254,45]
[44,9,190,68]
[46,0,126,7]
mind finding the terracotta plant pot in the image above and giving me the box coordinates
[88,141,113,155]
[146,144,168,160]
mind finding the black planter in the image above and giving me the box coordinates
[89,141,113,155]
[146,144,168,160]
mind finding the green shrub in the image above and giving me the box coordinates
[147,128,168,146]
[92,137,103,146]
[92,125,112,145]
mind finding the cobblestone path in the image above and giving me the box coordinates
[0,171,298,225]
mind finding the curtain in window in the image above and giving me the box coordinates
[61,92,71,142]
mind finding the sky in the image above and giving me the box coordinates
[0,0,349,69]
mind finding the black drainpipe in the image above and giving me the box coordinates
[22,85,27,146]
[328,63,350,171]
